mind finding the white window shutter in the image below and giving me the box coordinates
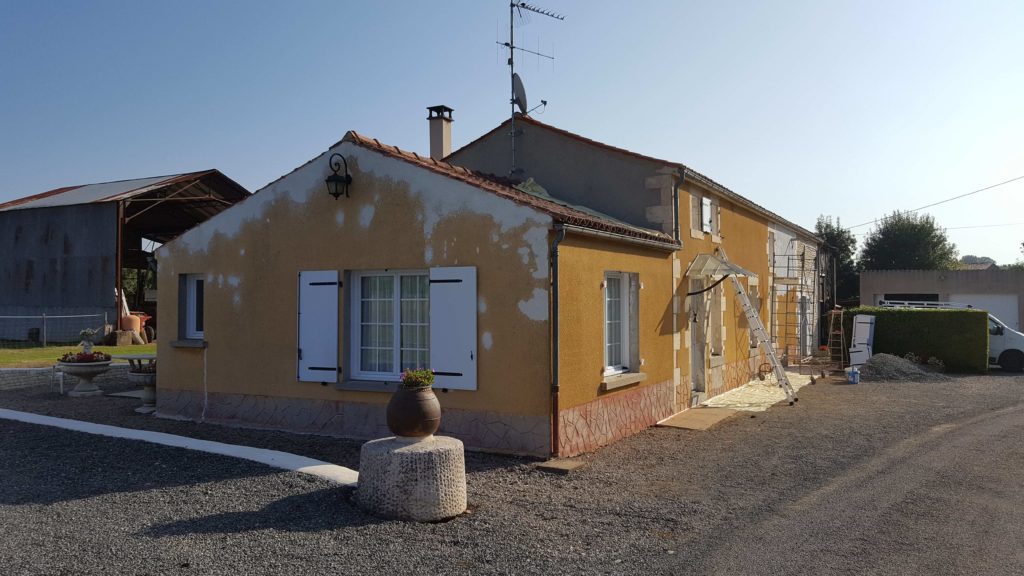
[701,197,713,232]
[297,270,339,383]
[429,266,477,390]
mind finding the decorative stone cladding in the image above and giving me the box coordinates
[707,353,763,399]
[156,389,550,456]
[557,379,674,457]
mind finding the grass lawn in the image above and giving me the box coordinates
[0,344,157,368]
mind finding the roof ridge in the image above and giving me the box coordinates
[343,131,676,248]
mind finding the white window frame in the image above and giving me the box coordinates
[603,272,631,376]
[184,274,205,340]
[350,269,429,381]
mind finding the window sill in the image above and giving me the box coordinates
[711,234,723,244]
[689,229,705,240]
[337,379,400,393]
[601,372,647,391]
[170,339,207,349]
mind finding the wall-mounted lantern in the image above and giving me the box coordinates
[325,153,353,200]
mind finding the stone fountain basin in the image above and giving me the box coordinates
[58,360,113,378]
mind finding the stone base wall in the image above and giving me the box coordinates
[156,389,550,456]
[707,352,762,399]
[557,379,674,457]
[0,365,129,391]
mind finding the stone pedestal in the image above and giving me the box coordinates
[356,435,467,522]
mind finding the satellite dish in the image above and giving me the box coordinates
[512,73,528,115]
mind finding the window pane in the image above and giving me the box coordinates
[400,275,429,370]
[194,279,204,333]
[360,275,394,373]
[605,276,622,367]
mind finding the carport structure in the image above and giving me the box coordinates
[0,170,249,340]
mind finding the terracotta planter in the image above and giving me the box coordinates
[386,386,441,438]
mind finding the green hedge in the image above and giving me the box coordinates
[843,307,989,373]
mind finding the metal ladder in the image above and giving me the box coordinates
[827,307,846,367]
[716,248,797,405]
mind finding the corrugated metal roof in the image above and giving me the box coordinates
[0,171,212,212]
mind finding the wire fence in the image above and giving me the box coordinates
[0,313,107,349]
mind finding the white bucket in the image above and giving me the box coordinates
[846,367,861,384]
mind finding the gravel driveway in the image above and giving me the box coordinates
[1,374,1022,575]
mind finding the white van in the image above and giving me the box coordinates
[878,300,1024,372]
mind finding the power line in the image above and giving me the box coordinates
[853,221,1024,236]
[847,174,1024,230]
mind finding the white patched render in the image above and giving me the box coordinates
[482,332,494,350]
[477,297,487,313]
[518,287,548,321]
[358,204,375,228]
[165,148,332,257]
[521,225,549,279]
[335,209,345,226]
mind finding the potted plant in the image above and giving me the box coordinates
[57,345,112,397]
[386,368,441,438]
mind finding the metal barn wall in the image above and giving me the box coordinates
[0,203,118,341]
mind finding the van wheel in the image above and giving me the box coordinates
[999,350,1024,372]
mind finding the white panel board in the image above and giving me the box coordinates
[298,270,339,383]
[949,293,1019,330]
[429,267,477,390]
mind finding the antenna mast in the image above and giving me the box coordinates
[501,1,563,176]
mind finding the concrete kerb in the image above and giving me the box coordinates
[0,408,359,486]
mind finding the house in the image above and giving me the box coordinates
[861,269,1024,330]
[155,109,822,457]
[448,114,823,406]
[0,171,249,343]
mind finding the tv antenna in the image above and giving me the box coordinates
[498,1,563,176]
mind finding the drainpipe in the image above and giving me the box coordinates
[673,170,683,243]
[549,224,567,457]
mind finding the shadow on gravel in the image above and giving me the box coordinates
[0,420,278,505]
[142,487,384,536]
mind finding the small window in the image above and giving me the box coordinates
[184,274,204,339]
[350,270,430,380]
[748,284,762,349]
[604,272,638,376]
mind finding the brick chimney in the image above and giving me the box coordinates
[427,105,454,160]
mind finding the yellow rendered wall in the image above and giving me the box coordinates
[157,142,553,418]
[678,184,772,392]
[557,234,674,410]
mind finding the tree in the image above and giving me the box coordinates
[959,255,996,265]
[815,215,858,300]
[1005,242,1024,271]
[858,211,958,270]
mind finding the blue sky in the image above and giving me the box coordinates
[2,1,1022,263]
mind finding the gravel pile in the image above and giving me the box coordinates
[858,353,953,382]
[3,373,1023,574]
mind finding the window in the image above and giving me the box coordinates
[604,273,627,373]
[748,284,762,349]
[701,197,713,233]
[351,271,429,379]
[183,274,204,339]
[604,272,640,376]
